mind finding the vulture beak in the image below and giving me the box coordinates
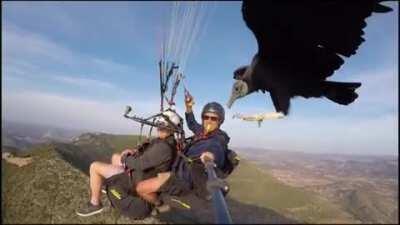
[227,91,239,109]
[227,80,248,109]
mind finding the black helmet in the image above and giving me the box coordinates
[201,102,225,123]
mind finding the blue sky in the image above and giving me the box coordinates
[2,1,398,156]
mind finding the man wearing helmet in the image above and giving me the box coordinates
[184,99,230,168]
[135,96,230,209]
[76,110,182,217]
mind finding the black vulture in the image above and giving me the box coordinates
[227,0,393,116]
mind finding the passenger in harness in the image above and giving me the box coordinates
[75,109,183,218]
[135,97,236,213]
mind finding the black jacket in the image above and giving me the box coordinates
[124,135,176,179]
[171,112,230,188]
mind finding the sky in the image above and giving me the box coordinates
[2,1,398,156]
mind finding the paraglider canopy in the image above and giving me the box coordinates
[158,1,216,110]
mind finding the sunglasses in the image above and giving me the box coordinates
[202,115,219,122]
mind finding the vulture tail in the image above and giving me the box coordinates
[323,81,361,105]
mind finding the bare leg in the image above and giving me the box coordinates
[136,178,160,204]
[111,153,123,167]
[136,172,171,204]
[89,161,124,205]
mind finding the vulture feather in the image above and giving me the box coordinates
[227,0,393,116]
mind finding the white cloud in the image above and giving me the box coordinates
[2,2,80,36]
[2,90,160,134]
[2,23,155,101]
[1,23,169,134]
[3,24,76,64]
[90,58,133,75]
[3,23,140,79]
[53,76,116,89]
[2,82,397,156]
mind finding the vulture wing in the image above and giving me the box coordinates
[242,0,393,81]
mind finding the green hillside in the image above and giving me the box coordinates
[72,132,146,154]
[2,133,361,223]
[55,133,147,174]
[107,134,150,153]
[2,144,162,224]
[341,187,397,223]
[227,160,357,223]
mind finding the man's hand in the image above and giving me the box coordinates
[120,148,138,166]
[200,151,215,164]
[121,148,137,157]
[184,95,194,113]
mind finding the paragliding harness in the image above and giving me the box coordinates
[104,136,178,220]
[104,173,151,219]
[159,130,240,211]
[104,60,186,219]
[106,51,237,221]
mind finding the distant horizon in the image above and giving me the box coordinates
[3,119,398,158]
[233,145,398,158]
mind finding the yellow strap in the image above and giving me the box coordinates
[110,189,122,200]
[171,198,191,209]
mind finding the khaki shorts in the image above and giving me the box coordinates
[157,172,172,186]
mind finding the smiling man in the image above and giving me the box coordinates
[183,98,230,170]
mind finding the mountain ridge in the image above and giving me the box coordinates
[2,132,398,223]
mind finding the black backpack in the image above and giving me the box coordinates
[216,148,240,179]
[104,172,152,219]
[104,136,177,219]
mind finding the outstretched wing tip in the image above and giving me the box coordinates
[374,2,393,13]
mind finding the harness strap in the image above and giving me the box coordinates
[125,135,177,186]
[176,130,221,163]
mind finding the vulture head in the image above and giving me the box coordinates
[227,79,249,108]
